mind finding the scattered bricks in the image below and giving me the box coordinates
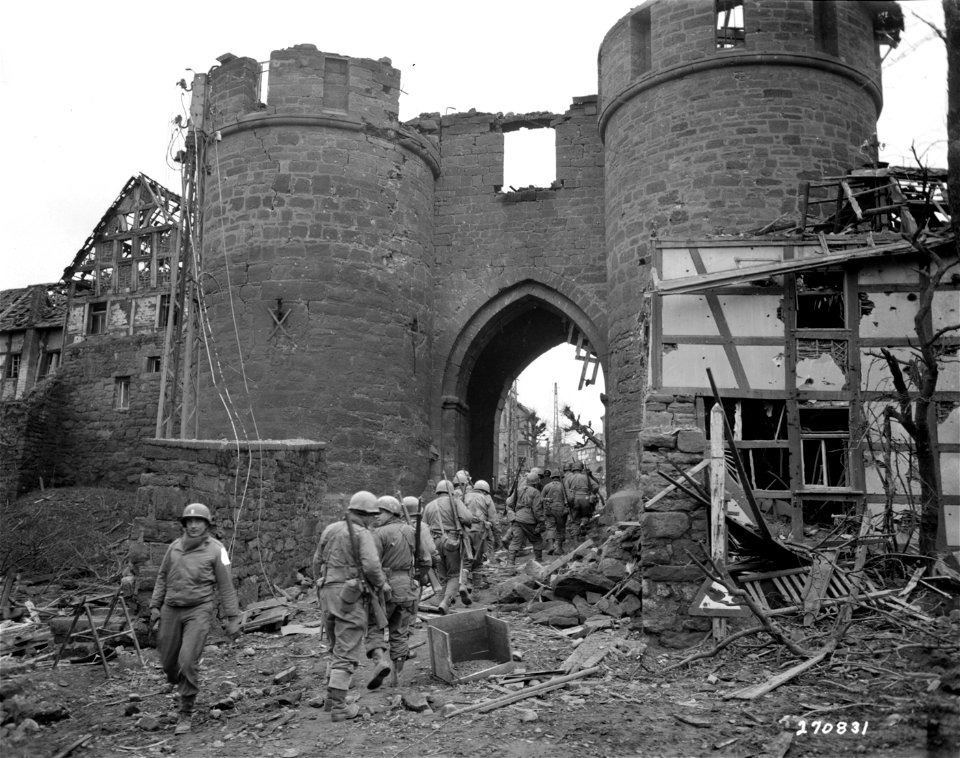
[137,715,161,731]
[640,511,690,540]
[273,666,298,685]
[402,692,431,713]
[528,600,581,628]
[619,594,642,617]
[598,557,628,581]
[595,597,624,618]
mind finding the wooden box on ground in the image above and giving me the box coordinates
[426,609,514,683]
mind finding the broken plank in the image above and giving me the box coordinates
[443,666,601,718]
[560,633,616,674]
[644,460,709,508]
[537,539,593,581]
[724,638,839,700]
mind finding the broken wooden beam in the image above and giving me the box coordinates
[443,666,601,718]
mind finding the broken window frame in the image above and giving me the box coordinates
[5,353,21,380]
[88,302,108,335]
[715,0,745,50]
[115,376,130,410]
[39,350,60,378]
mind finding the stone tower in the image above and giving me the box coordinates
[598,0,894,486]
[197,46,440,492]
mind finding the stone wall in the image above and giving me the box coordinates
[129,439,328,607]
[52,333,163,489]
[0,379,65,502]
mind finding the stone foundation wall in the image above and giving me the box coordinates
[637,392,712,647]
[128,439,328,608]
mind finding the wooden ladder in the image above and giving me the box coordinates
[52,587,145,677]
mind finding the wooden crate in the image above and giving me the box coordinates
[426,609,514,683]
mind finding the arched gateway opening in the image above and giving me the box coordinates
[439,281,605,486]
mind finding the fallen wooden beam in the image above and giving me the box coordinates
[537,539,593,581]
[443,666,601,718]
[724,636,841,700]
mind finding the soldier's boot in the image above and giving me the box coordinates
[506,551,518,568]
[174,695,195,735]
[367,648,392,690]
[389,658,404,688]
[459,583,473,606]
[327,688,359,722]
[534,549,544,562]
[555,539,565,555]
[471,570,484,590]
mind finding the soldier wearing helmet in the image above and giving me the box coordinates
[422,479,476,613]
[363,496,431,688]
[462,478,501,594]
[403,496,439,585]
[566,460,599,545]
[451,469,471,504]
[506,471,546,566]
[150,503,240,735]
[541,469,569,555]
[313,491,388,721]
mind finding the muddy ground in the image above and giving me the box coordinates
[3,559,958,758]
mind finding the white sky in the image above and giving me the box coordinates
[0,0,948,435]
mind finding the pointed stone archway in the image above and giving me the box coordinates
[438,280,606,484]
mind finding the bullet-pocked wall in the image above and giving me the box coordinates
[198,46,439,494]
[599,0,888,489]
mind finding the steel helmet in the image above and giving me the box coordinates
[402,496,420,516]
[530,467,544,478]
[574,460,584,471]
[525,471,541,484]
[551,470,562,479]
[473,479,490,494]
[348,490,380,514]
[181,503,212,525]
[376,495,402,516]
[453,469,471,486]
[435,479,455,495]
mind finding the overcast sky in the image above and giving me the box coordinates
[0,0,948,434]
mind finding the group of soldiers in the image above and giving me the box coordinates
[149,463,603,731]
[312,472,500,721]
[504,460,602,565]
[311,463,601,721]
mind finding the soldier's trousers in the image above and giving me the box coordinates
[544,505,567,549]
[437,535,464,605]
[366,598,416,661]
[319,585,369,691]
[158,600,214,710]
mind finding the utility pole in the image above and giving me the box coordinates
[552,382,561,467]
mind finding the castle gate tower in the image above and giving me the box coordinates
[598,0,898,487]
[197,47,440,493]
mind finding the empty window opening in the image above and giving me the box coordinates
[716,0,745,49]
[800,406,849,487]
[324,57,349,111]
[39,351,59,377]
[97,266,114,295]
[89,302,107,335]
[158,294,180,329]
[257,60,270,106]
[705,398,790,491]
[813,1,839,56]
[631,7,652,76]
[5,353,21,380]
[115,376,130,410]
[503,128,556,191]
[147,356,162,373]
[796,270,845,329]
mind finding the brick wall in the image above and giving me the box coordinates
[129,439,328,606]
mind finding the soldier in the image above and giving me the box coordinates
[463,479,500,590]
[366,496,431,688]
[506,471,545,565]
[150,503,240,735]
[403,495,439,628]
[566,461,599,544]
[540,469,568,555]
[313,491,388,721]
[422,479,475,613]
[452,469,471,503]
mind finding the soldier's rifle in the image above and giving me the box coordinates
[344,511,388,630]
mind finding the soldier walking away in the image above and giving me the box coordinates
[463,479,500,587]
[313,491,388,721]
[541,470,568,555]
[150,503,240,735]
[402,495,439,629]
[422,480,476,613]
[566,461,599,544]
[506,471,546,566]
[366,496,432,687]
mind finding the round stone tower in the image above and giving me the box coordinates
[598,0,895,487]
[197,45,440,493]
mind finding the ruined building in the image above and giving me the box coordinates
[2,1,956,626]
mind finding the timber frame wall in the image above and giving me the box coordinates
[650,237,960,538]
